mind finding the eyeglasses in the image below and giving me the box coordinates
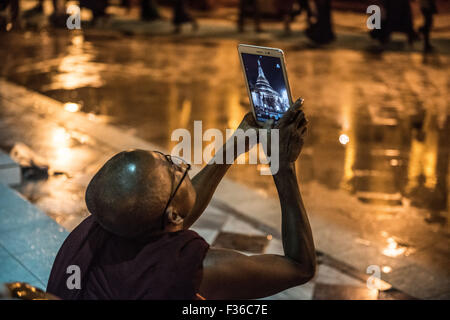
[154,151,191,230]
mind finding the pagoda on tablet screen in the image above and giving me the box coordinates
[251,58,288,119]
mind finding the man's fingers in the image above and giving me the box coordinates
[292,97,304,109]
[243,112,257,125]
[293,108,306,125]
[243,112,253,120]
[276,98,304,129]
[295,113,308,129]
[276,109,297,128]
[300,125,307,136]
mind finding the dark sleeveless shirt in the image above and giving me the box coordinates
[46,215,209,300]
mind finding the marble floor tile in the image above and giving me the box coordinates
[191,209,229,231]
[313,283,379,300]
[262,282,316,300]
[213,231,269,253]
[221,216,266,236]
[263,238,284,255]
[0,248,44,289]
[315,264,366,287]
[190,227,219,245]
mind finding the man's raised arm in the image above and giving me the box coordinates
[199,99,316,299]
[183,113,260,229]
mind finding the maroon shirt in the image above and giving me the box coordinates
[47,216,209,300]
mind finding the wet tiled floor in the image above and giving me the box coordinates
[0,183,68,289]
[1,56,448,299]
[0,177,408,299]
[193,210,414,300]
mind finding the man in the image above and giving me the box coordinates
[47,99,316,299]
[305,0,335,44]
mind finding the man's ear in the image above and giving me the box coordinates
[166,207,184,225]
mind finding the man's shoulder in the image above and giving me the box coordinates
[70,215,96,237]
[178,229,210,249]
[58,215,101,251]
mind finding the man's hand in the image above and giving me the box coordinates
[276,98,307,164]
[262,98,307,165]
[237,111,259,131]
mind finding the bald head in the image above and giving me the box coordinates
[86,150,178,239]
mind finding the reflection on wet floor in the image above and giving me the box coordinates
[0,31,449,217]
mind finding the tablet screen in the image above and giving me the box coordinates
[241,53,290,122]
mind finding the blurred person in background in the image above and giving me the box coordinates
[141,0,160,21]
[305,0,335,44]
[173,0,197,33]
[386,0,418,45]
[237,0,261,33]
[418,0,437,52]
[121,0,131,11]
[16,0,66,28]
[20,0,109,26]
[22,0,59,17]
[279,0,312,35]
[79,0,109,23]
[371,0,418,45]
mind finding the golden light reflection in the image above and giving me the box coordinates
[339,133,350,145]
[341,88,356,188]
[55,35,104,90]
[179,99,192,128]
[390,159,399,166]
[343,140,355,187]
[167,82,180,152]
[382,266,392,273]
[406,112,438,191]
[51,127,74,168]
[64,102,80,113]
[52,127,71,147]
[55,147,73,167]
[382,237,406,258]
[70,131,90,144]
[72,34,83,46]
[227,90,243,130]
